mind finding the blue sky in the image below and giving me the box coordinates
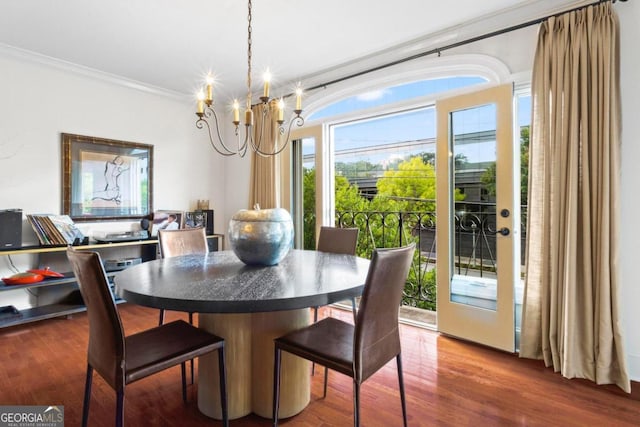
[303,77,531,168]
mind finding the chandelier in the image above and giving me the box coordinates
[195,0,304,157]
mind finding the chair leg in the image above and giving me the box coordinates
[181,362,187,403]
[397,354,408,427]
[312,307,318,375]
[81,365,93,427]
[158,308,165,325]
[218,347,229,427]
[353,381,360,427]
[323,367,329,398]
[116,389,124,427]
[188,312,195,384]
[351,297,357,323]
[272,346,282,427]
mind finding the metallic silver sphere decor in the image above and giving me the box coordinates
[228,207,294,266]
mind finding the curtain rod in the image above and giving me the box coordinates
[303,0,627,94]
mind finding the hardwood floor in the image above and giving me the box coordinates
[1,303,638,426]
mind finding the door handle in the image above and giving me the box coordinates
[490,227,510,236]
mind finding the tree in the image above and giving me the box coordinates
[480,126,530,205]
[304,168,370,250]
[303,168,317,250]
[375,157,437,212]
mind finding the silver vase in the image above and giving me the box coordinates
[228,207,293,266]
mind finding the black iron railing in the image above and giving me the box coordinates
[336,202,527,310]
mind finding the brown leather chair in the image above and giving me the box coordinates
[312,225,359,377]
[314,226,359,320]
[158,227,209,383]
[157,227,209,325]
[273,243,415,427]
[66,247,228,427]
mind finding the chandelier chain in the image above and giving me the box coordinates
[246,0,253,109]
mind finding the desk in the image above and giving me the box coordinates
[114,249,369,420]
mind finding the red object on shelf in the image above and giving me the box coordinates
[28,268,65,278]
[2,272,45,285]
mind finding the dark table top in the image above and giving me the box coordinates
[114,249,370,313]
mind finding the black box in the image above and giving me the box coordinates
[201,209,214,235]
[0,209,22,248]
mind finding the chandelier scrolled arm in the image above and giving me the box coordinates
[196,107,247,157]
[248,108,305,157]
[193,0,305,158]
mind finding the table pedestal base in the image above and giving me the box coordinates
[198,309,311,420]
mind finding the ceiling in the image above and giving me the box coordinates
[0,0,591,99]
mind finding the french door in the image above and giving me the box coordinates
[282,125,329,249]
[435,84,516,352]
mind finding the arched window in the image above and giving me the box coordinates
[309,76,487,121]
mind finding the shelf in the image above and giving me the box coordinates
[0,299,126,329]
[0,275,77,292]
[0,271,122,293]
[0,239,158,255]
[0,234,222,329]
[0,234,224,256]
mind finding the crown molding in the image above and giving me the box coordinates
[0,42,190,102]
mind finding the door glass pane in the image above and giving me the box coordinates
[450,103,498,311]
[516,93,531,349]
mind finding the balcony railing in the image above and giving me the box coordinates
[336,201,527,310]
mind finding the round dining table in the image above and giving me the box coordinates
[114,249,370,420]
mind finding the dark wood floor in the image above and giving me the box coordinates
[1,303,638,426]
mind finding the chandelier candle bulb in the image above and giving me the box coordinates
[206,87,213,105]
[277,98,284,122]
[295,87,302,111]
[196,91,205,114]
[233,100,240,123]
[263,70,271,98]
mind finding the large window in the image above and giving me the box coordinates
[296,70,526,318]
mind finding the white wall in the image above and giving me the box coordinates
[618,0,640,381]
[0,51,226,253]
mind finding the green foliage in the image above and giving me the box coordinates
[520,127,529,205]
[303,168,317,250]
[305,154,469,311]
[376,157,436,212]
[480,126,530,205]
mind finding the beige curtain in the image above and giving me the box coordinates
[248,101,281,209]
[520,3,629,392]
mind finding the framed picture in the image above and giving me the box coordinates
[184,211,207,229]
[62,133,153,221]
[150,210,183,237]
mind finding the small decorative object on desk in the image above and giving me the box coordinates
[184,211,207,229]
[228,205,293,266]
[2,272,44,285]
[150,210,183,236]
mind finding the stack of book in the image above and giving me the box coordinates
[27,214,86,246]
